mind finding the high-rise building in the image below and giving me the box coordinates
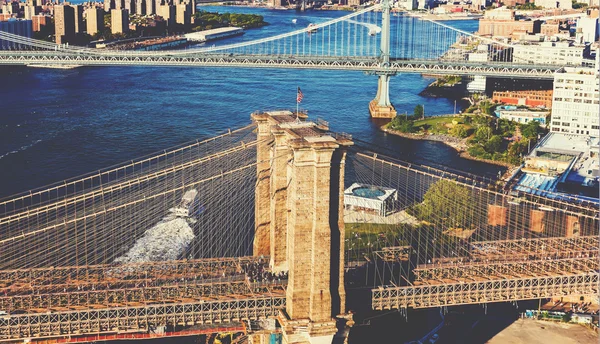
[175,3,189,26]
[71,5,84,34]
[111,8,128,34]
[103,0,114,12]
[124,0,135,14]
[158,4,175,27]
[31,14,49,31]
[513,41,587,66]
[85,7,103,35]
[135,0,146,16]
[576,16,599,44]
[23,5,39,20]
[551,67,600,137]
[145,0,155,15]
[54,4,75,44]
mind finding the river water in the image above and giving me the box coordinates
[0,7,502,198]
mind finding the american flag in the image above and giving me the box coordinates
[296,87,303,103]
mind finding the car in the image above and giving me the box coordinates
[429,333,439,343]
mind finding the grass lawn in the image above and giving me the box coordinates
[411,116,457,135]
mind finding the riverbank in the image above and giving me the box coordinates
[381,125,515,168]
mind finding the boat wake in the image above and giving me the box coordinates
[0,139,43,161]
[114,189,200,264]
[344,19,381,35]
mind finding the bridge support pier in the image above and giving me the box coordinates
[369,73,397,118]
[253,117,273,257]
[251,110,353,344]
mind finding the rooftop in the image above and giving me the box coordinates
[534,132,599,156]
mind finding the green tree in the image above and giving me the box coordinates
[389,116,415,133]
[474,126,493,143]
[450,124,469,138]
[414,179,477,228]
[479,100,495,115]
[507,139,529,164]
[485,135,503,153]
[521,121,541,139]
[414,104,424,118]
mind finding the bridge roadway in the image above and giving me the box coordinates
[0,52,561,79]
[372,236,600,310]
[0,257,286,341]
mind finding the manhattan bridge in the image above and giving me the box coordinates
[0,1,597,343]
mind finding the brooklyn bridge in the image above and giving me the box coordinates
[0,110,597,343]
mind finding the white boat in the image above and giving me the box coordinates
[307,23,318,33]
[292,18,297,24]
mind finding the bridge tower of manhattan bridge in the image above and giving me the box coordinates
[369,0,397,119]
[252,111,353,344]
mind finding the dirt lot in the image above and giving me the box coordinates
[487,318,598,344]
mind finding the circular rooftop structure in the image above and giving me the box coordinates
[352,186,385,199]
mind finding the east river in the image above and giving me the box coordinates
[0,6,505,199]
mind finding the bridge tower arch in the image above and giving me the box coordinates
[369,0,397,118]
[252,111,353,344]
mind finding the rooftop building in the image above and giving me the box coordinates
[54,4,75,45]
[31,14,49,32]
[111,8,128,34]
[494,107,549,127]
[551,67,599,136]
[512,41,588,66]
[85,7,103,36]
[517,133,599,200]
[492,90,553,108]
[534,0,572,9]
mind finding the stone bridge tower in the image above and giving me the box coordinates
[252,110,353,344]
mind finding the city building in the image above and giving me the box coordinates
[397,0,418,10]
[135,0,146,16]
[467,75,487,93]
[417,0,435,9]
[551,67,600,136]
[495,107,549,127]
[71,4,84,34]
[158,4,175,27]
[124,0,135,14]
[576,16,599,44]
[23,5,40,20]
[111,8,128,34]
[540,20,559,37]
[477,8,540,37]
[518,133,599,198]
[175,3,189,26]
[501,0,526,6]
[104,0,114,12]
[54,4,75,45]
[512,41,587,66]
[492,90,554,108]
[534,0,572,9]
[0,18,32,50]
[31,14,49,32]
[145,0,155,16]
[344,183,397,217]
[85,7,103,35]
